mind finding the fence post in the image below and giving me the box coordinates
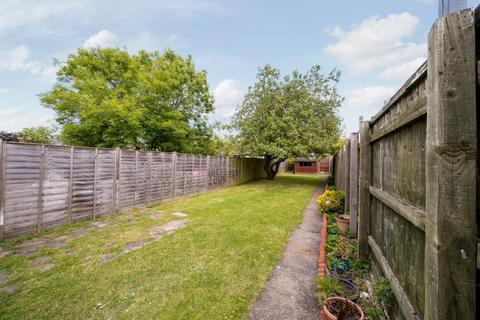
[205,155,210,191]
[344,139,351,211]
[93,148,98,220]
[0,140,5,240]
[425,10,476,319]
[148,152,152,205]
[134,150,138,208]
[67,146,74,223]
[357,122,371,260]
[183,154,187,194]
[113,148,119,214]
[37,144,45,232]
[172,152,177,198]
[349,132,359,237]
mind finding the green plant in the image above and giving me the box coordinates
[372,277,393,305]
[350,259,371,279]
[317,276,345,305]
[19,126,56,144]
[230,64,343,180]
[316,188,345,213]
[360,302,384,320]
[326,175,335,186]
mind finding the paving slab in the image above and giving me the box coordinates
[249,182,325,320]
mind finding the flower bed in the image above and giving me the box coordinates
[317,185,393,319]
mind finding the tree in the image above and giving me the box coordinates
[18,126,56,144]
[0,131,19,142]
[40,48,215,153]
[231,65,343,180]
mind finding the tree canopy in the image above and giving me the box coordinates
[18,126,56,144]
[40,48,217,154]
[231,64,343,179]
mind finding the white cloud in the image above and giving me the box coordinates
[83,30,119,48]
[0,1,224,36]
[0,45,58,79]
[212,79,245,122]
[325,12,426,76]
[166,33,179,43]
[378,57,426,81]
[82,30,183,52]
[0,107,54,131]
[0,0,86,33]
[343,86,397,111]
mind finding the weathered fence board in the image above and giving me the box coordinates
[0,142,266,239]
[333,8,478,319]
[425,9,477,320]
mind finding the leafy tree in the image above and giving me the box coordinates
[18,126,56,144]
[40,48,215,153]
[0,131,19,142]
[232,65,343,179]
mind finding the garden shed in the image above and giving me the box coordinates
[294,159,319,174]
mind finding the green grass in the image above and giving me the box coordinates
[0,174,322,320]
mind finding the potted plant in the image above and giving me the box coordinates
[335,214,350,234]
[321,297,364,320]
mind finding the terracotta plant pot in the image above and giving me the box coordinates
[321,297,364,320]
[335,215,350,234]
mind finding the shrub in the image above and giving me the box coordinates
[317,188,345,214]
[317,276,345,306]
[326,175,335,186]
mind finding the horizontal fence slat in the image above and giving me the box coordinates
[0,141,265,239]
[369,104,427,143]
[369,186,426,231]
[368,236,421,320]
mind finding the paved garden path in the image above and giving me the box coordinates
[249,181,325,320]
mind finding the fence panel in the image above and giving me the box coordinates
[333,9,477,319]
[0,143,265,239]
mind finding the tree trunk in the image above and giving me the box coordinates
[264,155,283,180]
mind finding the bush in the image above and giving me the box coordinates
[317,276,345,306]
[316,188,345,213]
[326,175,335,186]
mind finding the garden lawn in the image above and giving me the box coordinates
[0,174,322,320]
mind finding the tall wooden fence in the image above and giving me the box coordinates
[333,9,478,319]
[0,141,266,239]
[333,134,359,237]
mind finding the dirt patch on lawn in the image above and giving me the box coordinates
[149,220,187,235]
[172,212,188,218]
[0,271,15,293]
[101,219,188,264]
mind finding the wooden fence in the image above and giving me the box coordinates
[332,9,478,319]
[333,133,359,237]
[0,141,266,239]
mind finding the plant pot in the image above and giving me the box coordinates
[335,278,359,302]
[321,297,364,320]
[336,215,350,234]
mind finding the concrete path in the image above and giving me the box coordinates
[249,182,325,320]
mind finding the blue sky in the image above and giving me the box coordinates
[0,0,478,135]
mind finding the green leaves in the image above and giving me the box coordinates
[18,126,56,144]
[232,64,343,165]
[40,47,215,153]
